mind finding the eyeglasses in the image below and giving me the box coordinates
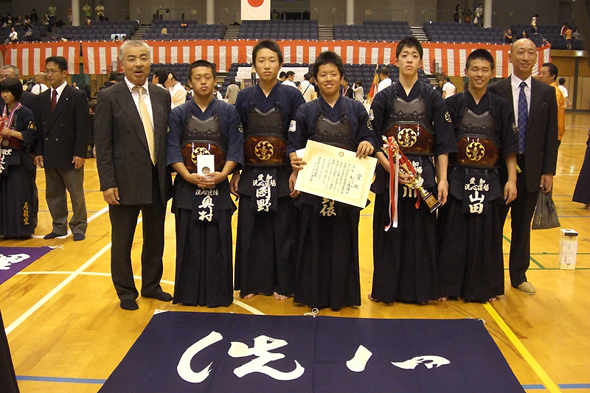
[45,69,61,75]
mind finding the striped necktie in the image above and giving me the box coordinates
[133,86,156,165]
[517,81,528,154]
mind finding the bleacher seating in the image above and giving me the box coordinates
[423,21,504,44]
[144,20,225,41]
[57,20,138,42]
[333,21,412,42]
[238,20,318,40]
[511,24,584,50]
[1,24,46,43]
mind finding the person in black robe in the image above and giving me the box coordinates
[167,60,243,307]
[0,78,38,239]
[438,49,518,303]
[0,309,19,393]
[573,129,590,208]
[288,51,377,310]
[370,37,456,304]
[231,40,305,300]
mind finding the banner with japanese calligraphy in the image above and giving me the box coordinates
[99,312,524,393]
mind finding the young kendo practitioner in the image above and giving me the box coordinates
[288,51,377,310]
[438,49,518,303]
[369,36,457,304]
[167,60,243,307]
[230,40,306,300]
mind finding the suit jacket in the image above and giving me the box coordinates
[94,80,172,206]
[488,77,558,192]
[36,84,90,168]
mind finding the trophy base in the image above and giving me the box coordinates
[421,191,442,213]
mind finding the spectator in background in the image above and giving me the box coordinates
[454,4,461,23]
[572,28,581,39]
[48,3,56,27]
[531,14,538,34]
[376,67,391,94]
[282,71,296,88]
[0,65,39,116]
[166,71,186,108]
[31,72,49,95]
[565,25,573,49]
[538,62,566,146]
[299,72,315,102]
[353,80,364,102]
[225,79,240,104]
[151,68,168,89]
[213,85,223,100]
[103,71,118,89]
[82,3,92,20]
[504,28,513,44]
[31,9,39,23]
[95,2,105,22]
[560,22,568,37]
[474,4,483,27]
[279,71,287,82]
[442,76,456,98]
[521,30,529,39]
[558,78,571,109]
[341,76,353,98]
[72,82,79,90]
[8,28,17,43]
[463,5,472,23]
[85,17,91,26]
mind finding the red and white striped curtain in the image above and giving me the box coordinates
[1,41,551,78]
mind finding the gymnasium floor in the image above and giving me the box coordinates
[1,112,589,393]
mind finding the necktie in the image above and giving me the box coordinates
[51,89,58,111]
[133,86,156,165]
[517,81,528,154]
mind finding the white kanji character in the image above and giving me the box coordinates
[177,331,224,383]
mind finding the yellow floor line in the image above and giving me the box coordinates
[483,303,562,393]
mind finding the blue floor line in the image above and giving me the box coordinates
[16,375,590,389]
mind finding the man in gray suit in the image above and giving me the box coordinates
[95,40,172,310]
[488,39,558,294]
[35,56,89,241]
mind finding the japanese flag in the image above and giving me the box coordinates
[241,0,270,20]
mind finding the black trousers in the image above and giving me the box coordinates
[503,156,539,287]
[109,168,166,300]
[0,310,19,393]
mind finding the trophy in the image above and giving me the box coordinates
[384,136,441,213]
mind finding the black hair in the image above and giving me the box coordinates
[153,68,168,83]
[252,39,283,64]
[445,76,451,82]
[187,60,217,80]
[465,48,495,70]
[558,77,565,85]
[279,71,286,79]
[541,62,558,81]
[45,56,68,72]
[355,80,362,86]
[312,51,344,80]
[395,36,423,60]
[0,78,23,102]
[109,71,118,81]
[168,71,178,80]
[378,66,389,77]
[304,72,312,81]
[286,71,295,77]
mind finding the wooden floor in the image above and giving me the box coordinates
[1,112,590,393]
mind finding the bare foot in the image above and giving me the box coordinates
[439,296,448,302]
[368,293,377,302]
[243,293,255,299]
[488,297,498,302]
[273,292,287,300]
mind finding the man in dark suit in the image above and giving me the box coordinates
[488,38,558,294]
[34,56,90,241]
[94,40,172,311]
[340,75,354,98]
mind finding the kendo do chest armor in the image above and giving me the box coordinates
[243,104,288,167]
[383,95,435,156]
[452,107,501,169]
[180,112,227,173]
[312,111,355,151]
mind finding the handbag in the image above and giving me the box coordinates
[532,191,561,230]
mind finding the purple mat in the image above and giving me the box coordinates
[0,247,52,285]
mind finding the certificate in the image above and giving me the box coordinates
[294,140,377,208]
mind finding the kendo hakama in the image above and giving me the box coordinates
[288,96,377,310]
[573,131,590,205]
[167,99,243,307]
[0,310,19,393]
[233,82,305,298]
[438,91,518,302]
[370,81,456,303]
[0,106,38,238]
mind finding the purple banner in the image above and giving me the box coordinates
[0,247,52,285]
